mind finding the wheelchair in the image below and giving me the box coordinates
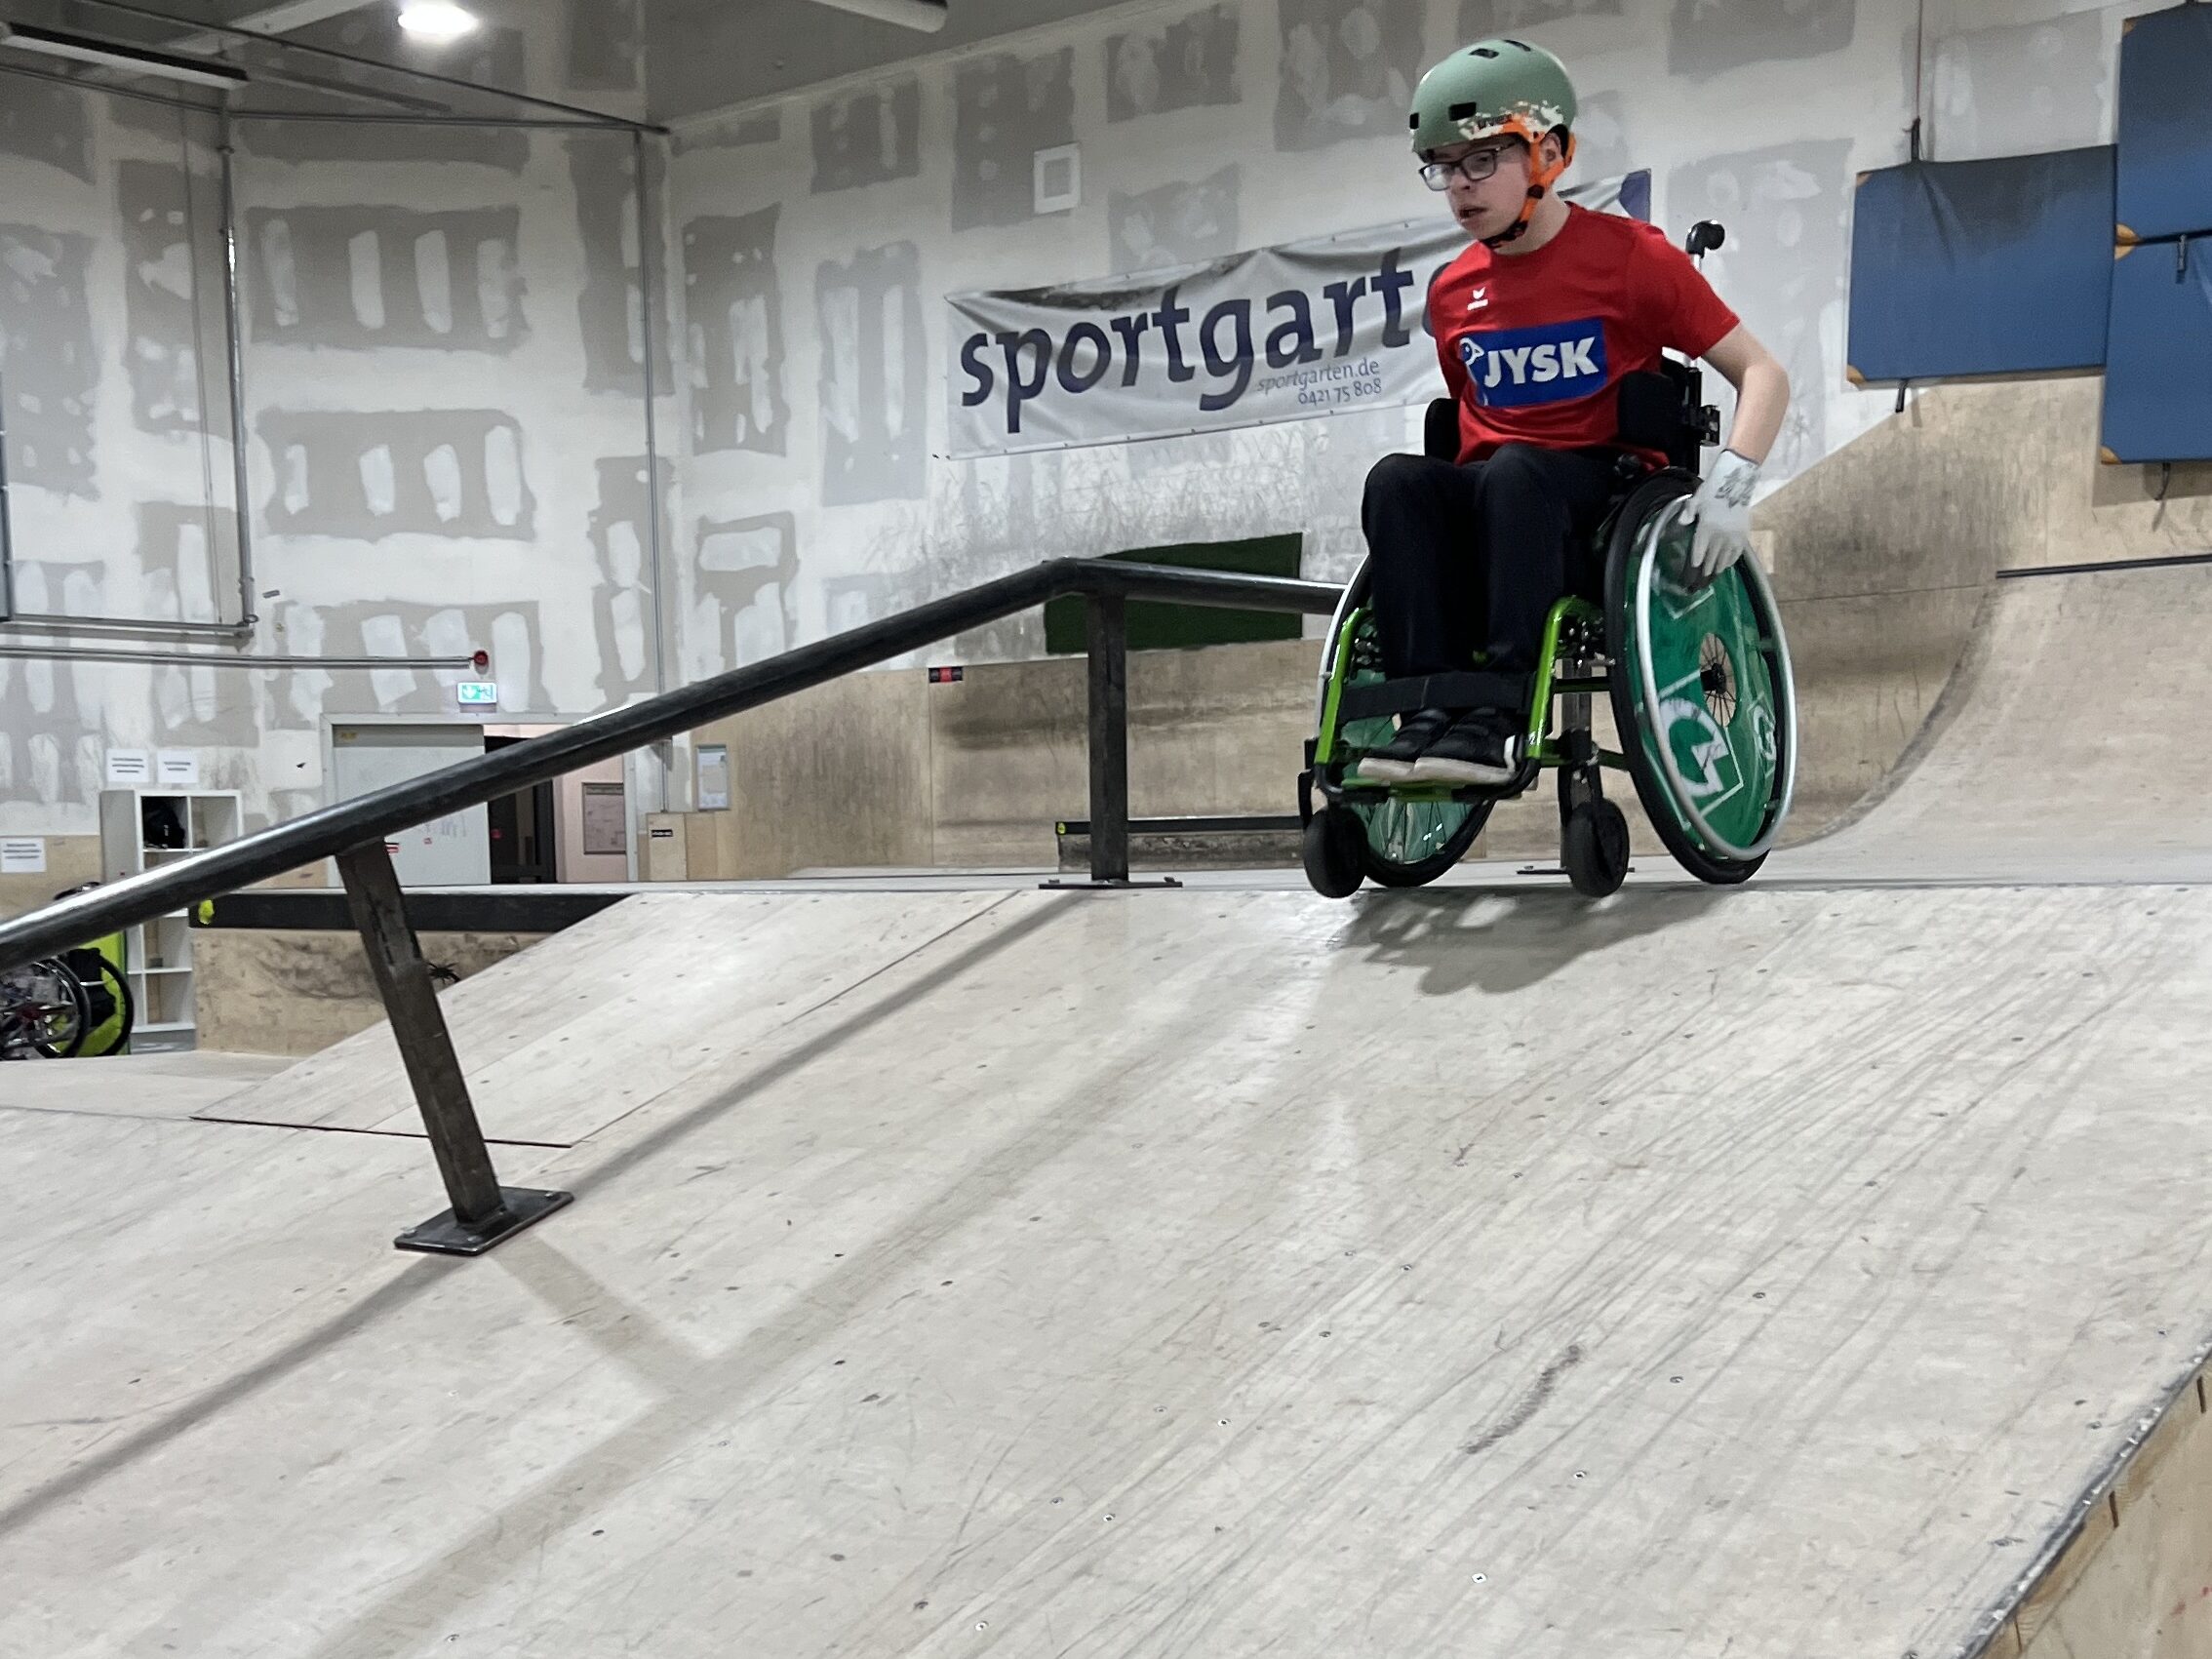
[1298,354,1797,899]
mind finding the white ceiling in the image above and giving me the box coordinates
[643,0,1131,122]
[0,0,1142,124]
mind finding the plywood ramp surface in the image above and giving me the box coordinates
[198,890,1010,1144]
[7,883,2210,1659]
[0,1050,287,1120]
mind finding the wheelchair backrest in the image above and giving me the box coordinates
[1615,360,1721,472]
[1423,396,1460,462]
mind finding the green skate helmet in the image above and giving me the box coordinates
[1408,38,1578,246]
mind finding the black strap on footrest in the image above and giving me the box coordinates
[1337,670,1530,725]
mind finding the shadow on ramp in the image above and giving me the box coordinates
[1345,886,1725,996]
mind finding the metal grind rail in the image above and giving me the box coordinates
[0,558,1341,1255]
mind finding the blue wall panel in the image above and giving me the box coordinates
[2116,4,2212,243]
[2102,237,2212,463]
[1847,149,2114,383]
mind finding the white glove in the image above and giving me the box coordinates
[1679,449,1759,585]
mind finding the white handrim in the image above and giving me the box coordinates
[1630,503,1797,863]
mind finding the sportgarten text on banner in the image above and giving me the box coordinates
[945,171,1649,459]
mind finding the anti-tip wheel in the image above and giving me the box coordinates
[1562,799,1631,898]
[1302,806,1366,899]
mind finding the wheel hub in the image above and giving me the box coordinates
[1697,633,1737,726]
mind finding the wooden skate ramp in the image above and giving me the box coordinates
[1787,559,2212,884]
[6,876,2211,1657]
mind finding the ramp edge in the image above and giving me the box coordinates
[1953,1334,2212,1659]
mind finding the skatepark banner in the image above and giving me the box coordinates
[946,172,1649,459]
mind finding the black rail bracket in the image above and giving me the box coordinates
[1039,877,1185,892]
[397,1187,574,1257]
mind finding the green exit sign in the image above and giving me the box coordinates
[457,681,499,707]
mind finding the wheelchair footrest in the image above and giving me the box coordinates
[1336,670,1531,725]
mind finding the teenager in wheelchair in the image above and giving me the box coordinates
[1299,36,1799,900]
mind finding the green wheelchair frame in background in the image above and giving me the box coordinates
[51,883,136,1057]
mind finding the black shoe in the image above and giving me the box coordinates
[1409,707,1521,785]
[1349,706,1455,784]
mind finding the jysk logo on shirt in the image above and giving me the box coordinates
[1454,318,1609,409]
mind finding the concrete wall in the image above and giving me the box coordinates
[653,0,2172,720]
[0,836,100,923]
[0,61,660,848]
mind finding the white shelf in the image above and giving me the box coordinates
[99,787,240,1055]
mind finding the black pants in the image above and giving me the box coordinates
[1362,444,1622,686]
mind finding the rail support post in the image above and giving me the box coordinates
[1086,594,1131,884]
[336,840,571,1256]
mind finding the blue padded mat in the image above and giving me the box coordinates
[2101,235,2212,464]
[1847,149,2113,383]
[2116,4,2212,244]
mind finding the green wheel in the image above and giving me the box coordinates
[1,957,91,1060]
[1335,666,1488,889]
[1313,591,1488,891]
[1352,790,1488,887]
[1603,473,1797,884]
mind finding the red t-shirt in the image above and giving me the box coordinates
[1429,203,1739,464]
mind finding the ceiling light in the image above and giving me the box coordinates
[0,22,249,88]
[798,0,949,33]
[396,2,480,43]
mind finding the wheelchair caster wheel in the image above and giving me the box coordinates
[1562,800,1630,897]
[1303,806,1366,899]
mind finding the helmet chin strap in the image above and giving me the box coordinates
[1480,123,1575,249]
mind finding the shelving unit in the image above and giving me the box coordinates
[98,789,242,1052]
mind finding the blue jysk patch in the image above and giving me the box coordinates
[1454,317,1609,409]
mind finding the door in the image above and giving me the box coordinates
[330,724,493,888]
[484,735,558,884]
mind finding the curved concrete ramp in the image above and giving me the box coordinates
[1789,560,2212,883]
[6,876,2211,1658]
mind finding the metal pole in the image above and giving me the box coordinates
[0,59,214,110]
[335,840,571,1255]
[217,114,258,631]
[0,642,476,669]
[231,110,652,132]
[631,129,669,699]
[0,367,13,624]
[4,612,254,638]
[1086,595,1130,885]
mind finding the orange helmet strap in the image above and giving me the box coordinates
[1481,122,1575,248]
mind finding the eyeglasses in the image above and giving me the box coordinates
[1419,143,1520,191]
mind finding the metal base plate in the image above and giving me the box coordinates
[395,1187,573,1256]
[1038,878,1185,891]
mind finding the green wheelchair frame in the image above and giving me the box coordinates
[1297,362,1798,900]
